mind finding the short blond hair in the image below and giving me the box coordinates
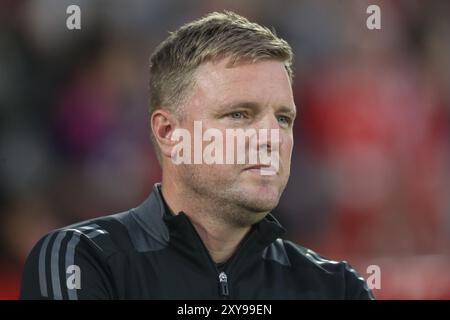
[148,11,294,158]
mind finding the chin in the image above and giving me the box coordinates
[238,185,281,212]
[241,174,289,210]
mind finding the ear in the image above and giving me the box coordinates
[150,109,179,159]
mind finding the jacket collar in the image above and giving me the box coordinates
[132,183,286,260]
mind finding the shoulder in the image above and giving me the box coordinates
[43,212,136,257]
[26,209,143,271]
[268,239,374,299]
[20,209,152,299]
[283,240,350,272]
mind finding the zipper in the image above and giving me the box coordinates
[180,214,232,298]
[222,227,257,274]
[218,271,229,297]
[215,230,258,298]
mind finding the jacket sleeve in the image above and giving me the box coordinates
[20,228,114,300]
[343,262,375,300]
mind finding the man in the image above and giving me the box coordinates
[20,11,373,299]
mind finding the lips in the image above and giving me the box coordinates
[243,164,278,175]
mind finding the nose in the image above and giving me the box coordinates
[256,113,280,131]
[251,114,281,155]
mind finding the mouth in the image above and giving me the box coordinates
[243,164,278,176]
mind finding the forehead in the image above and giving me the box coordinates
[189,58,294,110]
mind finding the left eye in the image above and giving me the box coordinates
[277,116,290,125]
[229,112,244,119]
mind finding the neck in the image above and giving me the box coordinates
[188,212,251,263]
[161,176,250,264]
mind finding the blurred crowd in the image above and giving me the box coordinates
[1,0,449,299]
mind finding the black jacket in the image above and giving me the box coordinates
[20,183,374,299]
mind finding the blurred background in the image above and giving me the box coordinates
[1,0,449,299]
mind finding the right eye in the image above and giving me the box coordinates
[228,111,245,120]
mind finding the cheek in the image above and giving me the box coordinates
[280,135,294,157]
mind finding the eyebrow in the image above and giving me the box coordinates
[218,101,297,118]
[277,105,297,118]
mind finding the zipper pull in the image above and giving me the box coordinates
[218,271,229,297]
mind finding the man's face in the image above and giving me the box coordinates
[173,58,296,226]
